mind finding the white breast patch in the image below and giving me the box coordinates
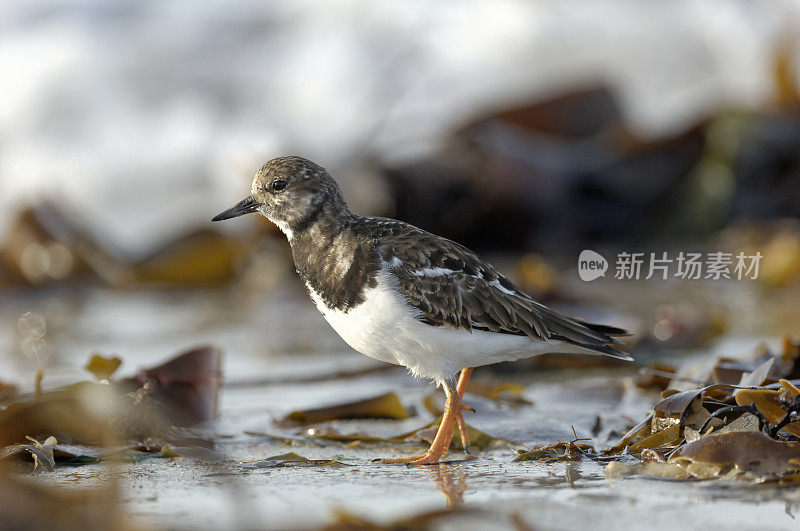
[304,264,566,382]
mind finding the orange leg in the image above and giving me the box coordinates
[454,367,474,453]
[380,367,474,465]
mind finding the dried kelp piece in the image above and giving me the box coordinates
[0,202,253,287]
[0,472,124,531]
[670,431,800,478]
[157,444,223,462]
[118,346,222,426]
[651,389,705,432]
[0,347,221,453]
[0,380,187,453]
[133,229,247,286]
[247,452,347,468]
[303,428,410,444]
[629,425,680,452]
[703,386,733,402]
[226,362,400,389]
[452,425,502,451]
[683,427,702,444]
[514,441,594,462]
[109,383,214,450]
[738,358,775,387]
[671,336,800,391]
[390,419,440,441]
[0,203,105,286]
[651,387,719,437]
[515,427,595,462]
[422,381,531,420]
[465,381,531,406]
[608,381,800,457]
[0,436,58,472]
[0,382,115,447]
[683,395,718,432]
[604,413,653,454]
[731,376,800,437]
[606,340,800,481]
[25,436,57,472]
[85,354,122,381]
[734,388,786,425]
[711,358,764,386]
[781,422,800,439]
[754,379,800,437]
[243,431,316,446]
[283,392,410,424]
[606,385,736,456]
[781,379,800,397]
[0,436,102,470]
[422,392,444,417]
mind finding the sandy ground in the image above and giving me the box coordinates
[2,285,800,529]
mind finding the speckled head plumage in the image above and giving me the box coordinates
[212,156,349,236]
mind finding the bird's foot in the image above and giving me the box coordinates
[379,403,473,465]
[376,448,448,465]
[378,371,476,466]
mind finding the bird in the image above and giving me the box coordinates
[212,156,632,465]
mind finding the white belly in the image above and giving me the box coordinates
[305,267,567,382]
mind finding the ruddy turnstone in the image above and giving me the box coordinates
[213,156,632,465]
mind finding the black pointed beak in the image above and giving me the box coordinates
[212,196,260,222]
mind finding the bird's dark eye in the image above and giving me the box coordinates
[270,179,287,192]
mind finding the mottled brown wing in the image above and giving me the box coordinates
[362,218,630,360]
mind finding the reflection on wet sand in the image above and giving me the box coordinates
[425,464,468,507]
[564,461,581,488]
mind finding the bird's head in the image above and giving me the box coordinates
[212,156,347,237]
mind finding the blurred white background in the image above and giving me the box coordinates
[1,0,799,257]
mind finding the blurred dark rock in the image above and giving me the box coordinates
[382,87,706,255]
[478,87,622,139]
[382,81,800,258]
[731,112,800,220]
